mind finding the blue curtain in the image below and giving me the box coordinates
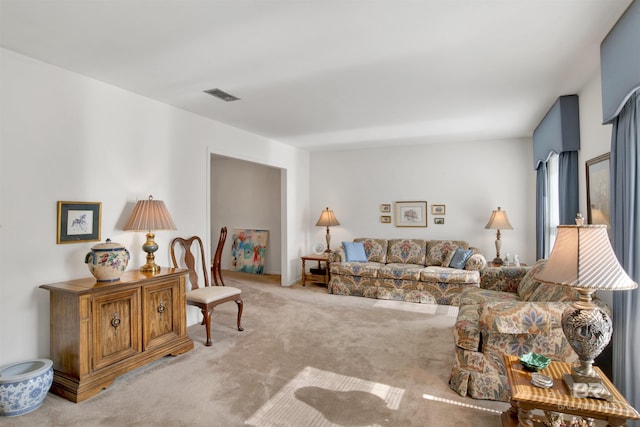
[611,90,640,426]
[535,162,548,260]
[558,151,579,225]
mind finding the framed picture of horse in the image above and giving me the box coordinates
[57,201,102,244]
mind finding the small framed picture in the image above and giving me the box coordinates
[395,201,427,227]
[57,201,102,244]
[434,217,445,225]
[380,204,391,213]
[432,204,446,215]
[380,215,391,223]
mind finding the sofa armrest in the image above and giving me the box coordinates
[331,247,345,263]
[480,266,529,293]
[465,253,487,271]
[479,301,570,336]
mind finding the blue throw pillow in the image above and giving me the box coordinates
[449,247,473,269]
[343,241,368,262]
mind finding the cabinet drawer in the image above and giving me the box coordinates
[143,279,180,349]
[93,288,141,370]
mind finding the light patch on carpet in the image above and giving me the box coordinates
[422,393,503,414]
[245,366,404,427]
[373,300,459,317]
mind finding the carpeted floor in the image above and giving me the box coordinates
[4,272,508,426]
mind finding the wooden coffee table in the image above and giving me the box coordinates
[502,355,640,427]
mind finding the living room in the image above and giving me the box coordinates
[1,1,639,425]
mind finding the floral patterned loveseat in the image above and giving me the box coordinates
[328,238,487,305]
[449,260,584,401]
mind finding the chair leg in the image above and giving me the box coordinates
[236,298,244,331]
[201,308,212,346]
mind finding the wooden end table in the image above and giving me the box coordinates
[301,253,330,287]
[502,355,640,427]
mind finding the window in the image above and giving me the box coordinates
[545,153,560,257]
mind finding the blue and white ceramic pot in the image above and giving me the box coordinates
[0,359,53,417]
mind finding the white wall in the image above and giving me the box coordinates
[578,71,613,215]
[210,156,282,274]
[578,71,615,311]
[310,139,537,265]
[0,48,309,364]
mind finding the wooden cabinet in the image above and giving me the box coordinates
[40,268,193,403]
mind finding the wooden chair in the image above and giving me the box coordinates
[170,235,243,346]
[211,227,227,286]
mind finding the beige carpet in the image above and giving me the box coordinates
[4,272,508,426]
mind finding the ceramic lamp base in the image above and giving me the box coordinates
[561,297,612,383]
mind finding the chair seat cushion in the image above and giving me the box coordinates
[187,286,241,304]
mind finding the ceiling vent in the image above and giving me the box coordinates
[204,88,240,102]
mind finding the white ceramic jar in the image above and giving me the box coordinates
[85,239,130,282]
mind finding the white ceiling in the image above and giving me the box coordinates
[0,0,632,151]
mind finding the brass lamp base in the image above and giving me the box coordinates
[140,232,161,274]
[140,261,161,274]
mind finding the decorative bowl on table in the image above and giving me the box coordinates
[519,352,551,371]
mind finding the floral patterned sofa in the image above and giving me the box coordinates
[328,238,487,305]
[449,260,585,401]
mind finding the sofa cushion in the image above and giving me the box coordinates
[387,239,426,264]
[420,266,480,284]
[426,240,470,266]
[459,287,520,306]
[529,282,579,302]
[330,261,382,278]
[354,238,388,263]
[377,263,424,280]
[342,241,367,262]
[516,260,548,301]
[480,301,552,335]
[449,248,474,269]
[480,266,528,293]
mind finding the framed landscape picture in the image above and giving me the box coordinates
[586,153,611,228]
[57,201,102,244]
[395,201,427,227]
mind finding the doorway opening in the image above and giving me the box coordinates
[209,154,285,284]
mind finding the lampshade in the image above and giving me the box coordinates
[316,208,340,227]
[123,196,177,232]
[484,207,513,230]
[535,224,637,291]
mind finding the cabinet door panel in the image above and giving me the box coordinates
[143,279,179,349]
[93,288,140,370]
